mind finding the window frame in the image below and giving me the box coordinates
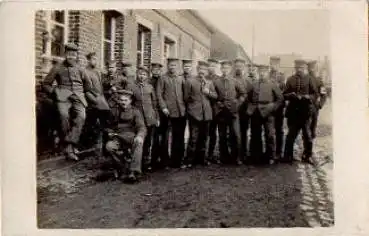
[161,31,178,63]
[42,10,69,61]
[101,11,117,68]
[135,15,153,67]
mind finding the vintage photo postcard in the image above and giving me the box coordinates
[1,1,369,236]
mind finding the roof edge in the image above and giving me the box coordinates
[188,10,217,34]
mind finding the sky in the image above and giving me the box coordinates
[198,9,330,62]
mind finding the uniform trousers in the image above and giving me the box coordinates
[249,110,276,162]
[186,116,210,165]
[284,114,313,160]
[142,125,156,168]
[151,112,170,168]
[274,108,285,158]
[56,95,86,148]
[207,119,218,162]
[105,137,143,174]
[217,111,241,164]
[169,117,186,167]
[310,109,319,139]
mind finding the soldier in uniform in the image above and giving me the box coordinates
[206,58,221,164]
[104,89,146,183]
[213,60,245,165]
[149,62,167,170]
[282,59,318,164]
[126,66,159,172]
[307,60,327,139]
[233,58,253,163]
[247,64,283,164]
[84,52,110,156]
[102,60,126,102]
[42,43,91,161]
[121,62,136,86]
[184,61,218,167]
[182,59,193,80]
[156,58,187,168]
[269,56,286,160]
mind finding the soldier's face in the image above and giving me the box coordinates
[197,65,208,78]
[183,63,192,74]
[118,95,132,109]
[234,62,245,75]
[208,62,218,75]
[308,65,318,75]
[259,69,269,79]
[88,56,97,67]
[65,50,77,64]
[168,61,178,74]
[137,70,148,83]
[108,64,116,75]
[151,67,161,77]
[221,64,232,76]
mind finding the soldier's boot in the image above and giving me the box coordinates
[64,144,79,161]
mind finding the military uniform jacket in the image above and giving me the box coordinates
[234,74,253,116]
[247,79,283,118]
[107,105,147,144]
[213,75,246,117]
[156,73,186,118]
[43,60,90,107]
[85,66,110,110]
[284,74,318,118]
[126,81,158,126]
[309,74,327,110]
[270,70,286,112]
[184,76,218,121]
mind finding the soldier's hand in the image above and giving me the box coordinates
[111,86,117,92]
[303,95,310,100]
[156,120,160,127]
[297,94,302,100]
[134,136,144,145]
[162,108,170,116]
[202,87,210,95]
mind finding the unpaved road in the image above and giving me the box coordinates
[37,99,333,228]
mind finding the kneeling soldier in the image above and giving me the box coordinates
[184,61,217,167]
[247,64,283,164]
[105,90,146,182]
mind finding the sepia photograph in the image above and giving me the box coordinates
[34,8,334,229]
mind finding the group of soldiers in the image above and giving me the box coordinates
[42,43,327,183]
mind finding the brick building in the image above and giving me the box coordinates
[35,9,215,84]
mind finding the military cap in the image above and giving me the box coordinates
[64,43,78,52]
[257,64,270,70]
[137,65,149,74]
[106,59,116,66]
[167,58,179,63]
[207,58,220,64]
[116,89,134,97]
[121,61,133,67]
[86,52,96,60]
[182,59,193,64]
[220,60,232,66]
[197,60,209,67]
[151,62,163,68]
[307,60,318,67]
[294,59,308,66]
[269,56,281,62]
[234,58,246,64]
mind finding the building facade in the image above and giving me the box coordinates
[35,9,214,85]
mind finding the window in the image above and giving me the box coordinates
[102,11,116,67]
[163,37,176,60]
[137,24,151,67]
[43,10,68,58]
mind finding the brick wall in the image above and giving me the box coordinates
[35,10,47,84]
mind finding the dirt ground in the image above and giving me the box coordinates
[37,99,333,228]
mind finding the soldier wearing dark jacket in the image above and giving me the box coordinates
[149,62,167,169]
[206,58,221,163]
[42,43,91,161]
[156,58,187,168]
[184,61,218,167]
[282,59,318,164]
[102,60,127,102]
[85,52,110,156]
[307,60,327,139]
[182,59,193,80]
[247,64,283,164]
[213,60,246,165]
[105,90,146,182]
[126,66,159,171]
[234,58,253,162]
[269,56,286,159]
